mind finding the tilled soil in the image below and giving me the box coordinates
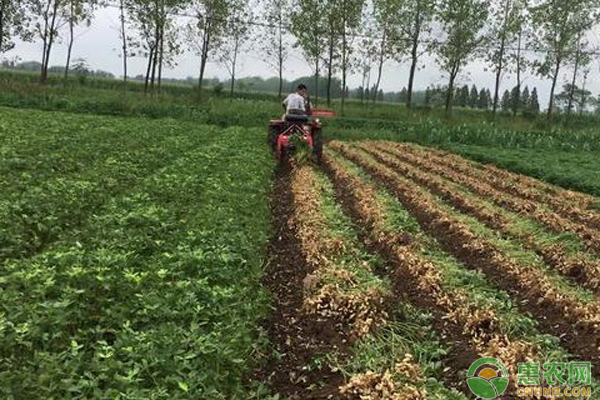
[333,144,600,376]
[321,155,501,398]
[255,165,346,400]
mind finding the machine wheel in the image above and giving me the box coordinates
[312,128,323,164]
[268,125,279,152]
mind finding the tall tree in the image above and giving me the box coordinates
[509,85,520,115]
[29,0,66,83]
[521,85,530,110]
[62,0,96,80]
[217,0,250,98]
[566,35,591,119]
[530,0,595,121]
[435,0,488,115]
[424,87,432,106]
[261,0,290,100]
[0,0,30,60]
[356,28,375,104]
[528,87,540,113]
[371,0,399,104]
[397,0,436,108]
[118,0,129,82]
[501,89,510,112]
[458,84,469,107]
[469,84,478,108]
[486,0,528,116]
[578,67,592,116]
[291,0,326,104]
[336,0,365,112]
[128,0,185,92]
[555,83,593,114]
[323,0,342,106]
[477,87,489,109]
[188,0,230,98]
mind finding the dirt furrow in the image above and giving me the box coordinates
[330,141,600,374]
[322,152,541,398]
[392,142,600,230]
[414,143,597,211]
[257,166,345,400]
[259,164,427,399]
[372,142,600,255]
[356,142,600,294]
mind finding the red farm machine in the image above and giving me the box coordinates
[267,109,336,164]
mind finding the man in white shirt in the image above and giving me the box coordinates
[282,84,311,121]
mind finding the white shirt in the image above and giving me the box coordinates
[283,92,306,113]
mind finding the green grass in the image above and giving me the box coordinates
[443,145,600,196]
[4,70,600,148]
[4,69,600,201]
[0,108,275,399]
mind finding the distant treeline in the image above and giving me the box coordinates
[6,60,591,116]
[2,60,115,79]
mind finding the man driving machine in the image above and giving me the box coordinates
[282,84,311,122]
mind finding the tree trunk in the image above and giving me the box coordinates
[445,65,458,116]
[365,65,371,102]
[229,38,239,99]
[373,53,384,103]
[515,29,523,115]
[150,24,160,91]
[579,69,589,116]
[40,0,51,82]
[144,47,154,93]
[64,2,74,82]
[277,18,283,100]
[158,25,164,89]
[360,68,366,104]
[0,4,5,60]
[406,14,421,109]
[341,33,347,114]
[326,36,333,107]
[567,44,580,119]
[197,24,211,99]
[41,35,47,82]
[547,59,561,121]
[41,0,60,84]
[407,39,418,108]
[314,57,319,105]
[120,0,128,82]
[278,60,283,100]
[372,30,385,104]
[492,59,502,115]
[493,0,510,116]
[513,84,520,117]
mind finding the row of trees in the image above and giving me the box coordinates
[1,0,599,119]
[282,0,600,120]
[423,84,540,114]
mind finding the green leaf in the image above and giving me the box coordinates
[178,381,189,393]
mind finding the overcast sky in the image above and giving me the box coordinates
[7,6,600,108]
